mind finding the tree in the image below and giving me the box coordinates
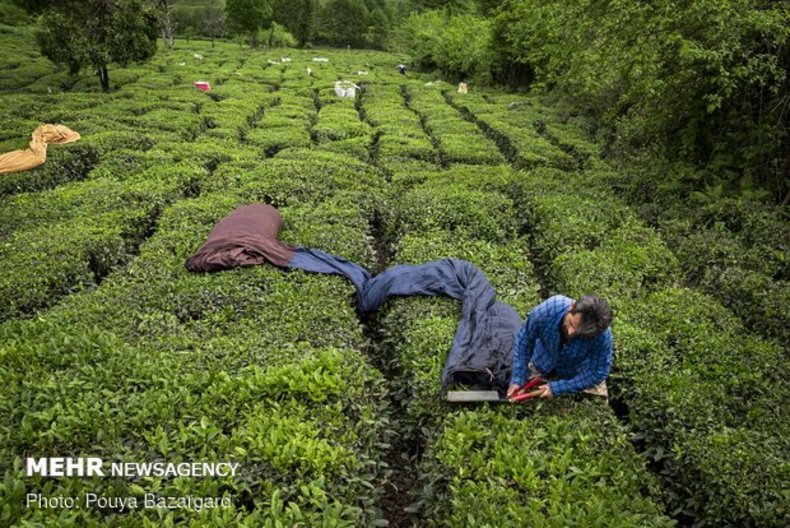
[33,0,158,92]
[488,0,789,199]
[365,5,390,49]
[266,21,297,48]
[200,7,226,48]
[226,0,273,48]
[294,0,315,46]
[272,0,314,46]
[318,0,368,48]
[0,0,29,26]
[409,0,480,14]
[149,0,177,49]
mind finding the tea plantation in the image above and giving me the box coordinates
[0,24,787,527]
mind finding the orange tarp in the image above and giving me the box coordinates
[0,124,81,175]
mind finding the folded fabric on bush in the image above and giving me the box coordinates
[186,203,521,392]
[185,204,296,271]
[0,124,81,174]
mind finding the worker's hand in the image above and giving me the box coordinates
[528,384,553,400]
[506,384,522,398]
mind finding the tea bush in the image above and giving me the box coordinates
[317,135,371,161]
[360,83,437,164]
[457,90,789,350]
[0,157,394,524]
[0,143,100,197]
[124,108,209,141]
[246,125,312,155]
[406,84,504,165]
[552,220,680,310]
[395,230,540,316]
[244,97,314,155]
[615,289,789,527]
[0,171,193,239]
[206,149,384,209]
[647,201,789,344]
[313,101,372,142]
[0,318,392,525]
[398,182,517,244]
[446,91,579,170]
[0,162,206,322]
[382,226,540,424]
[417,406,675,528]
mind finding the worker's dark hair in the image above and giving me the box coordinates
[570,294,613,339]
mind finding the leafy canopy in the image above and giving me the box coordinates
[32,0,158,91]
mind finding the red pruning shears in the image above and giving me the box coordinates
[509,377,547,402]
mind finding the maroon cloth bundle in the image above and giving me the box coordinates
[185,204,295,272]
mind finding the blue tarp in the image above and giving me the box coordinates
[289,247,522,392]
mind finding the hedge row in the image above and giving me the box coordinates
[0,162,206,323]
[530,101,788,345]
[446,91,580,170]
[405,84,504,165]
[604,163,790,345]
[657,212,789,344]
[1,39,421,524]
[360,82,437,167]
[397,179,518,244]
[450,91,788,525]
[0,80,232,198]
[0,142,101,198]
[614,289,789,527]
[0,47,408,526]
[314,99,371,143]
[6,32,778,526]
[414,88,788,526]
[201,83,276,142]
[0,170,186,240]
[0,77,277,320]
[0,56,54,88]
[417,404,675,528]
[483,92,601,169]
[244,93,314,156]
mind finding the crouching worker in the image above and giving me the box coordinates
[507,294,613,402]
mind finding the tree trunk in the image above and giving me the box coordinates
[98,65,110,92]
[157,0,176,49]
[161,28,174,49]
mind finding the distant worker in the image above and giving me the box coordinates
[397,64,407,75]
[507,294,613,401]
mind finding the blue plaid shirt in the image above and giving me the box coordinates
[510,295,612,396]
